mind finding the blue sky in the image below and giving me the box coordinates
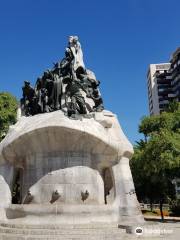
[0,0,180,144]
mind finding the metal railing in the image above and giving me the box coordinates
[140,203,169,210]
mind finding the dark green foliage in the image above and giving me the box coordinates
[170,199,180,216]
[0,92,18,141]
[139,110,180,138]
[131,103,180,218]
[166,100,180,113]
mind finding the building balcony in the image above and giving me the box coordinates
[168,93,177,98]
[159,100,169,104]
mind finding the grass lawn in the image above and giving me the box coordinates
[142,209,170,217]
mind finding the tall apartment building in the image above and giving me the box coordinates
[169,48,180,102]
[147,48,180,115]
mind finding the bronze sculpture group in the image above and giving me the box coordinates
[21,36,104,117]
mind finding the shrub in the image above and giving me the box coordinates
[170,199,180,216]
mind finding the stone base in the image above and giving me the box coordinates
[5,203,144,225]
[0,222,126,240]
[0,110,144,227]
[0,221,175,240]
[5,204,118,225]
[0,208,7,222]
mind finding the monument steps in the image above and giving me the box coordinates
[0,235,128,240]
[0,223,119,229]
[0,227,125,235]
[0,223,127,240]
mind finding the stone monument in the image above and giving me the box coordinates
[0,36,143,226]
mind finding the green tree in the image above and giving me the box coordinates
[0,92,18,141]
[166,100,180,113]
[131,104,180,220]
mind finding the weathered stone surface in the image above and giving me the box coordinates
[0,110,133,166]
[0,222,178,240]
[25,166,104,204]
[0,109,143,225]
[0,175,11,207]
[112,157,144,223]
[0,223,126,240]
[0,175,11,221]
[0,163,14,190]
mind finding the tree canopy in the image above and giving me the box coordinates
[136,104,180,176]
[0,92,18,141]
[131,103,180,219]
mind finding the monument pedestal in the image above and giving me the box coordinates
[0,110,144,224]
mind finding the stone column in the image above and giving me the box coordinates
[112,156,144,224]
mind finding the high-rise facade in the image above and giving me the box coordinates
[169,48,180,102]
[147,48,180,115]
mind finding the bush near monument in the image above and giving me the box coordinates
[131,102,180,220]
[0,92,17,141]
[170,199,180,216]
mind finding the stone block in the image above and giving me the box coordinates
[25,166,104,205]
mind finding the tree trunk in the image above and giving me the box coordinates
[150,199,153,212]
[159,199,164,222]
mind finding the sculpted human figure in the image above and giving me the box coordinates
[76,70,103,111]
[77,71,99,96]
[34,77,42,112]
[51,66,62,110]
[59,48,74,78]
[40,87,49,113]
[68,36,85,79]
[89,89,104,112]
[43,71,54,106]
[63,77,87,116]
[34,72,52,112]
[21,81,36,115]
[34,69,62,113]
